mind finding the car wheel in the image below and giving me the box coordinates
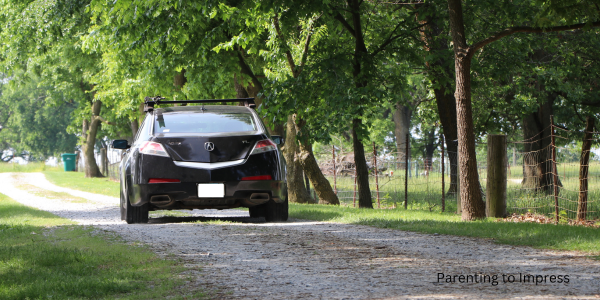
[249,205,264,218]
[264,198,288,222]
[123,191,149,224]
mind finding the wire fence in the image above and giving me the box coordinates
[311,139,486,212]
[89,120,600,223]
[506,119,600,222]
[311,122,600,223]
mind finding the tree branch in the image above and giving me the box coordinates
[273,13,298,77]
[470,21,600,55]
[332,10,356,38]
[94,116,116,125]
[236,50,264,91]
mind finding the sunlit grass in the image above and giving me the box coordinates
[290,203,600,255]
[0,192,205,299]
[43,170,119,197]
[0,162,61,173]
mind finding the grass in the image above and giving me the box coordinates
[0,192,205,299]
[43,170,120,197]
[289,203,600,255]
[0,162,61,173]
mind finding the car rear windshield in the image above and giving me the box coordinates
[154,112,257,134]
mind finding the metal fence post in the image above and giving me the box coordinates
[441,134,445,212]
[551,115,559,224]
[353,168,357,208]
[373,142,380,209]
[405,133,409,209]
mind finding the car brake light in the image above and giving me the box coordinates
[140,141,170,157]
[241,175,272,181]
[250,139,277,155]
[149,178,181,183]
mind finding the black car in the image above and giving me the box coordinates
[112,98,288,224]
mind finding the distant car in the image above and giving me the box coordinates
[112,98,287,224]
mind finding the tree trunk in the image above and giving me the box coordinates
[417,3,459,195]
[283,115,311,203]
[578,116,594,220]
[393,103,411,168]
[297,141,340,205]
[423,127,437,173]
[521,95,555,193]
[294,117,340,205]
[174,69,187,92]
[447,0,485,220]
[83,100,103,178]
[234,73,250,98]
[352,119,373,208]
[130,119,139,141]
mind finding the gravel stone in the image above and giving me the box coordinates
[2,172,600,299]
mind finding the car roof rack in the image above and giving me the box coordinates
[143,96,256,112]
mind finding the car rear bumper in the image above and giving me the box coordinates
[136,180,286,210]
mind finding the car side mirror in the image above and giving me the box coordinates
[112,139,130,149]
[271,135,284,146]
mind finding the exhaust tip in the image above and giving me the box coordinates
[249,193,270,201]
[150,195,173,206]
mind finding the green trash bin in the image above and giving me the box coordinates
[61,153,78,171]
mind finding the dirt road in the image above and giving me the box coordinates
[2,172,599,299]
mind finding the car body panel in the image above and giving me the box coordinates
[118,105,287,213]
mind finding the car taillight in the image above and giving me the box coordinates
[250,139,277,155]
[241,175,272,181]
[140,141,170,157]
[148,178,181,183]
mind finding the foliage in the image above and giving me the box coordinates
[0,74,78,158]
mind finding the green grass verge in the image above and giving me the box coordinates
[289,203,600,255]
[0,193,204,299]
[43,170,120,197]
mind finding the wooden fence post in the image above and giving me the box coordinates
[486,134,507,218]
[578,116,594,221]
[441,134,445,212]
[551,115,560,224]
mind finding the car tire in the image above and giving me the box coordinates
[249,205,264,218]
[123,191,149,224]
[264,198,288,222]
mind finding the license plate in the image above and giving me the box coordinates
[197,183,225,198]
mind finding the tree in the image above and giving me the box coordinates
[0,74,78,157]
[446,0,600,220]
[0,0,114,177]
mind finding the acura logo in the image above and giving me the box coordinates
[204,142,215,151]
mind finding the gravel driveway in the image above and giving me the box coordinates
[2,172,600,299]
